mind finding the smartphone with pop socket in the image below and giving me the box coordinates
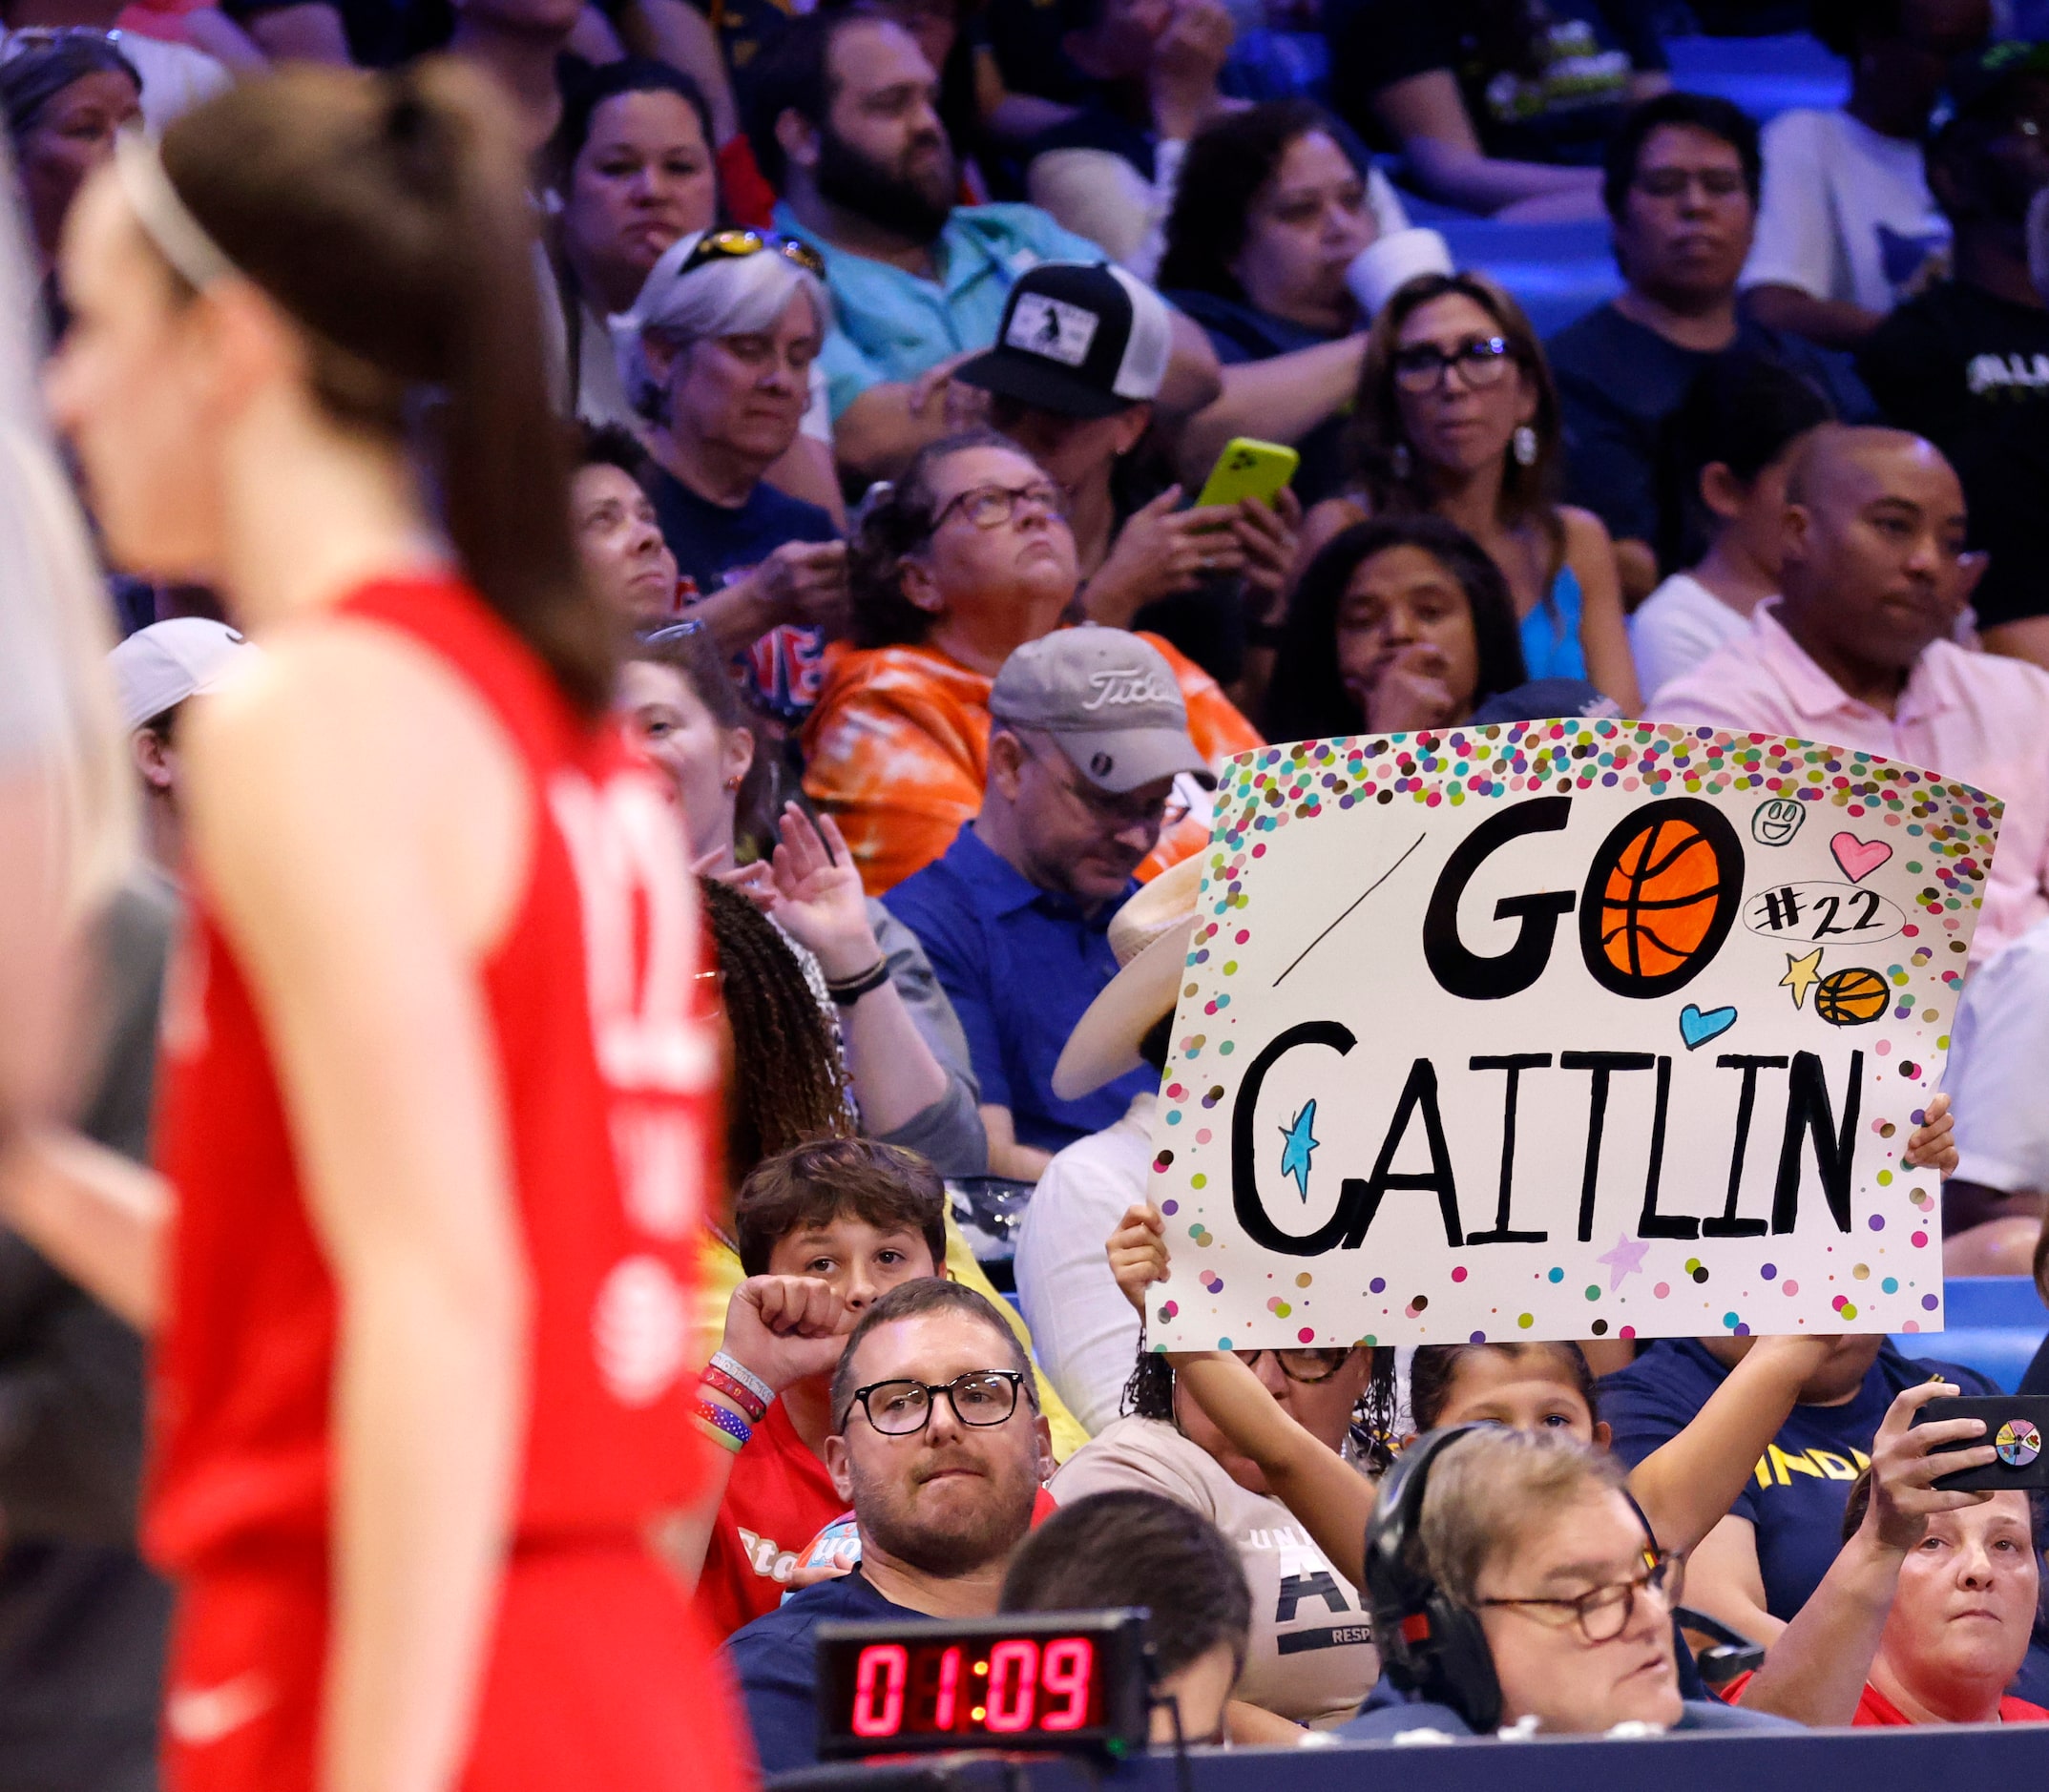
[1195,437,1300,511]
[1911,1395,2049,1490]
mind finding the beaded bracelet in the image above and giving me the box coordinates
[711,1350,775,1410]
[826,959,890,1007]
[700,1363,768,1424]
[694,1400,752,1452]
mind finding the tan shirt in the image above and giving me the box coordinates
[1048,1417,1377,1728]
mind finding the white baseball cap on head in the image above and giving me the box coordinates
[108,617,257,732]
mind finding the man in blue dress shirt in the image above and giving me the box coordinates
[886,627,1214,1181]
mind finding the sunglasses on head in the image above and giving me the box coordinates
[680,228,826,281]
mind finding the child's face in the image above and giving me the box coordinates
[1429,1347,1606,1448]
[765,1215,939,1319]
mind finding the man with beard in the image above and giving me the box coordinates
[745,10,1220,484]
[722,1280,1056,1775]
[1649,425,2049,969]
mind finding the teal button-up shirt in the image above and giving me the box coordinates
[774,199,1108,419]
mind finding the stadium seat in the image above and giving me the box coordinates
[1430,217,1622,341]
[1893,1277,2049,1391]
[1664,32,1849,124]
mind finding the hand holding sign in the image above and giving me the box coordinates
[1147,722,2001,1351]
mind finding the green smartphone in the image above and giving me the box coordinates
[1195,437,1301,511]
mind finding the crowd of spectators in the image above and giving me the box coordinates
[10,0,2049,1782]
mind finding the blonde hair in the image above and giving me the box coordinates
[1413,1427,1625,1610]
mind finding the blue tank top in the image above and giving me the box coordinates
[1519,562,1588,682]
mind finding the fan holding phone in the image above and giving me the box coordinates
[952,264,1299,685]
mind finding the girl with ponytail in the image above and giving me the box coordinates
[27,62,757,1792]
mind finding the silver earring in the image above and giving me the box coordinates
[1513,425,1538,468]
[1390,441,1412,478]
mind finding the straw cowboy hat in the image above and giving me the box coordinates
[1052,853,1204,1102]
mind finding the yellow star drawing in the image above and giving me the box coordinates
[1782,948,1824,1010]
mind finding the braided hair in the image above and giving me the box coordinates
[699,876,855,1186]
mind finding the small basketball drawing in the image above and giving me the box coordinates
[1579,798,1744,998]
[1813,967,1888,1027]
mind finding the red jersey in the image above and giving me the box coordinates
[1854,1682,2049,1725]
[1721,1672,2048,1725]
[147,574,720,1569]
[697,1399,845,1640]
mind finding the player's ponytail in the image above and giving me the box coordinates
[152,62,615,718]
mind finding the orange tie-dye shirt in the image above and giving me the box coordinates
[801,635,1265,896]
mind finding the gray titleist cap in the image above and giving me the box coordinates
[989,627,1213,794]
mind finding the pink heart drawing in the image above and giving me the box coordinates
[1830,832,1892,883]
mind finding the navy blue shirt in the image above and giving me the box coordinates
[884,823,1153,1156]
[1342,1695,1795,1740]
[641,463,840,722]
[1546,302,1873,557]
[722,1568,918,1777]
[1599,1339,1996,1625]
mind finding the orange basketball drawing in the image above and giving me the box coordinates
[1579,799,1745,998]
[1814,966,1889,1027]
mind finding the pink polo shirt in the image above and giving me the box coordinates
[1648,605,2049,962]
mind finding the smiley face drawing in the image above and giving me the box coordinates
[1751,797,1806,847]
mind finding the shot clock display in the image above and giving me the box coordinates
[815,1611,1151,1759]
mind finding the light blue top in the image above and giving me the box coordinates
[1519,560,1589,683]
[773,199,1108,420]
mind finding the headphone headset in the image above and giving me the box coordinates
[1363,1423,1504,1733]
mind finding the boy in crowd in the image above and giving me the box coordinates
[683,1137,951,1637]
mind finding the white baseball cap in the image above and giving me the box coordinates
[109,617,256,732]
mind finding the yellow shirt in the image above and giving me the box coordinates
[693,1219,1090,1463]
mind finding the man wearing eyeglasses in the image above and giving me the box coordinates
[1345,1427,1792,1740]
[721,1280,1055,1775]
[884,626,1216,1181]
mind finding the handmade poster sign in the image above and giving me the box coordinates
[1144,721,2002,1351]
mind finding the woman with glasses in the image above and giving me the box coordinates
[617,222,849,730]
[1296,270,1641,712]
[802,428,1261,895]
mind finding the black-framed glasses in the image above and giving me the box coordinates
[680,227,826,281]
[929,480,1067,533]
[1477,1548,1686,1646]
[843,1369,1028,1436]
[1014,735,1186,834]
[1231,1345,1354,1384]
[1390,336,1515,393]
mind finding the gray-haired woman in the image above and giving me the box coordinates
[614,227,849,728]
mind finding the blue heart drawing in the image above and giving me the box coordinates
[1679,1004,1738,1051]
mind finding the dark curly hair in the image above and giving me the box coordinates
[847,427,1030,648]
[699,875,855,1190]
[1156,99,1342,302]
[1122,1341,1401,1472]
[1262,515,1528,743]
